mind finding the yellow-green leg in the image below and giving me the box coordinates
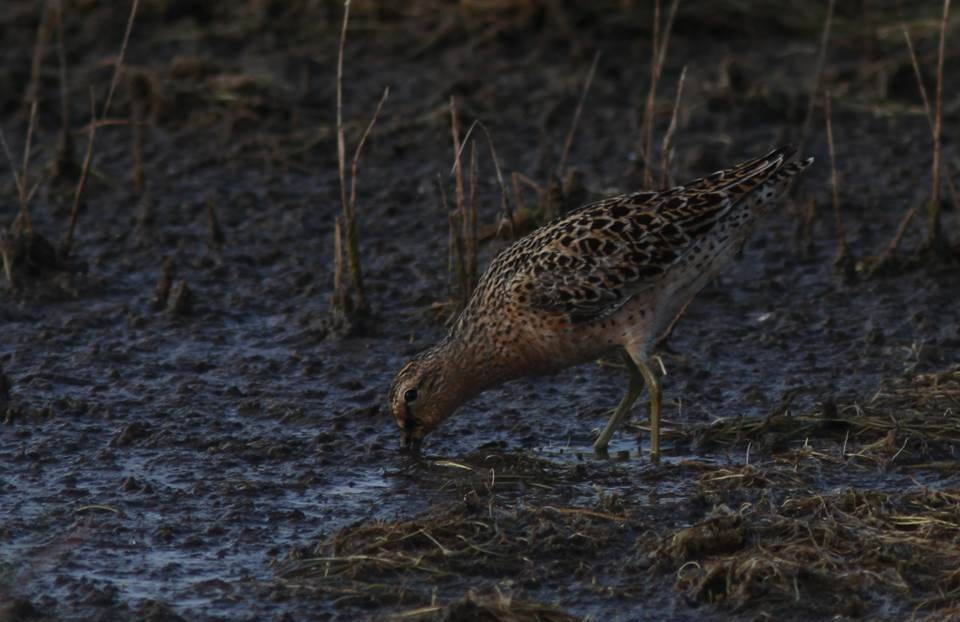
[633,355,662,462]
[593,348,662,462]
[593,353,643,454]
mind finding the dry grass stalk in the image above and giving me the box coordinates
[450,97,465,222]
[640,0,680,188]
[129,78,146,194]
[332,0,389,318]
[874,23,957,268]
[0,102,41,288]
[798,0,835,154]
[24,0,55,106]
[824,91,847,265]
[152,256,174,309]
[659,65,686,189]
[660,486,960,615]
[53,0,74,177]
[0,101,40,229]
[448,97,472,307]
[439,173,466,311]
[474,122,515,239]
[205,198,225,246]
[465,139,478,293]
[330,216,347,316]
[926,0,951,251]
[880,206,917,262]
[903,26,960,217]
[556,50,600,180]
[61,0,140,259]
[61,89,98,260]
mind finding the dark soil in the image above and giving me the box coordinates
[1,2,959,620]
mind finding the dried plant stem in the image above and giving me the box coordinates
[438,174,465,309]
[465,140,478,295]
[332,0,389,318]
[347,94,389,213]
[904,26,960,218]
[25,0,55,105]
[902,27,932,121]
[454,119,514,238]
[882,24,960,261]
[446,99,479,305]
[450,97,465,249]
[927,0,951,251]
[640,0,679,188]
[336,0,350,230]
[1,101,40,232]
[102,0,139,121]
[449,98,469,306]
[345,85,388,314]
[131,90,145,193]
[61,0,140,259]
[478,123,515,239]
[557,51,600,179]
[659,65,686,190]
[62,89,97,259]
[824,92,847,264]
[884,207,917,259]
[19,101,39,227]
[54,0,73,175]
[331,217,347,315]
[799,0,835,153]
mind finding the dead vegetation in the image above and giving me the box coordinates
[281,364,960,619]
[653,487,960,618]
[328,0,389,330]
[658,366,960,469]
[274,449,631,617]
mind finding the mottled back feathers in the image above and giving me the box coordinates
[460,146,813,326]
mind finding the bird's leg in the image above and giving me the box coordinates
[630,353,662,462]
[593,352,644,455]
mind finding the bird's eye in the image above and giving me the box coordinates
[403,388,418,403]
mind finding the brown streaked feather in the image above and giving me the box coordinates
[483,147,806,324]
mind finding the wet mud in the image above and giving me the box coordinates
[1,2,959,620]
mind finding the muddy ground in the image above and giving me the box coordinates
[1,1,960,620]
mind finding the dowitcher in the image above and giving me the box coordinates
[390,146,813,460]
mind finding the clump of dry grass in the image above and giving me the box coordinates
[276,450,622,615]
[399,591,580,621]
[651,487,960,617]
[278,491,625,611]
[650,366,960,471]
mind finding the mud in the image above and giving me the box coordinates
[1,2,959,620]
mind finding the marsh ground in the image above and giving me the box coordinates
[1,2,959,620]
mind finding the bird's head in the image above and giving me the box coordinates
[389,345,464,452]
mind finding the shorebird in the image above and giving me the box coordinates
[390,146,813,460]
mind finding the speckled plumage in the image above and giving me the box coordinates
[391,146,813,457]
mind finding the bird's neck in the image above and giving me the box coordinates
[438,327,518,403]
